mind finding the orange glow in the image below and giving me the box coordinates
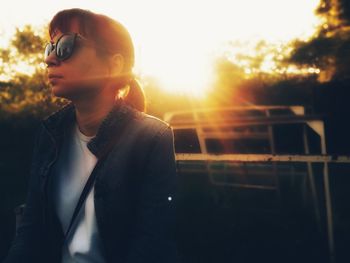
[0,0,323,97]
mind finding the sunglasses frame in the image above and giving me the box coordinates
[44,32,91,61]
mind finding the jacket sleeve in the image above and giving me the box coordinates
[125,125,179,263]
[3,125,47,263]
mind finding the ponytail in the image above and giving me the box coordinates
[118,76,146,113]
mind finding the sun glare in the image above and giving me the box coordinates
[127,0,323,97]
[0,0,323,97]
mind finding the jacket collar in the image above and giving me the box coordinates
[41,98,138,158]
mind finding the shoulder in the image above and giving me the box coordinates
[119,107,175,158]
[129,107,173,140]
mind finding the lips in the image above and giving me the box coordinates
[48,74,63,85]
[48,73,64,79]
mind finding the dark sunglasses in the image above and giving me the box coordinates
[44,33,93,61]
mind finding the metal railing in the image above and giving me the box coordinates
[165,105,345,263]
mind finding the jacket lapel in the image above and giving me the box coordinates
[41,98,137,158]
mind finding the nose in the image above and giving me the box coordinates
[44,48,60,67]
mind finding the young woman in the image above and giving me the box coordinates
[3,8,178,263]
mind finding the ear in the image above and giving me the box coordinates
[109,53,124,76]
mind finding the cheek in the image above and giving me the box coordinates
[81,60,92,72]
[73,57,94,75]
[66,57,108,84]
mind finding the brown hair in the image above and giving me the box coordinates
[49,8,146,112]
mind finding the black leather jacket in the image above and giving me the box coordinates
[3,98,178,263]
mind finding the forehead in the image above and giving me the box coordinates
[50,18,81,42]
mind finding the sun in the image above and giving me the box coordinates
[124,0,322,97]
[0,0,323,97]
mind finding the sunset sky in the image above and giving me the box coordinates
[0,0,322,96]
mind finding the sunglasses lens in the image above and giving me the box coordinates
[56,34,75,60]
[44,43,54,59]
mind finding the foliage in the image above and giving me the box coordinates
[0,25,67,120]
[287,0,350,82]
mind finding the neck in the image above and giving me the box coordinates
[74,95,116,137]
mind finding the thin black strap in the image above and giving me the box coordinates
[63,152,109,242]
[62,101,132,244]
[62,121,124,242]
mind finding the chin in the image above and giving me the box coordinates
[51,84,78,100]
[51,82,98,101]
[51,85,68,98]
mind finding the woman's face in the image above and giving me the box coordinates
[45,20,111,101]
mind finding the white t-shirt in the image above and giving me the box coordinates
[51,121,106,263]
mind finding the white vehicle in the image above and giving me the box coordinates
[165,104,348,263]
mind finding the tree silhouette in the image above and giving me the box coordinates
[288,0,350,81]
[0,25,67,120]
